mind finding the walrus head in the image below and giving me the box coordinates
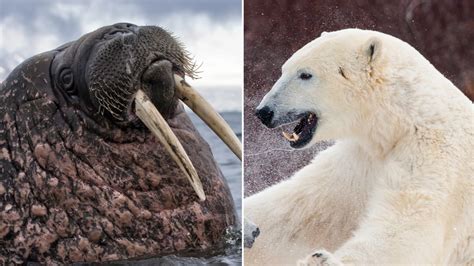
[51,23,195,122]
[49,23,241,200]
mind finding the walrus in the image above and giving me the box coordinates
[0,23,241,264]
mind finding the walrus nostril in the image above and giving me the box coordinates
[111,23,138,34]
[253,227,260,238]
[255,106,274,128]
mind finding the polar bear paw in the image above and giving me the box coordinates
[297,249,343,266]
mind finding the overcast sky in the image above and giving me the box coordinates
[0,0,242,90]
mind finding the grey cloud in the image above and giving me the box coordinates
[1,0,241,42]
[0,0,242,82]
[1,0,241,23]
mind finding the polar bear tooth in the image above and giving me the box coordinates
[282,131,294,141]
[292,133,300,141]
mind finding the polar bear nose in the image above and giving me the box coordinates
[256,106,274,128]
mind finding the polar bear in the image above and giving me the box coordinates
[245,29,474,265]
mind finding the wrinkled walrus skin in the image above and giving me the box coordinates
[0,23,236,264]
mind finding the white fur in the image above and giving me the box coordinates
[245,29,474,265]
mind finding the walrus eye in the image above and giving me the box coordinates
[59,68,75,94]
[299,72,312,80]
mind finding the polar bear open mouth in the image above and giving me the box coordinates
[282,112,318,148]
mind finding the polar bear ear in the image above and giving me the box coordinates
[320,31,328,37]
[365,37,382,64]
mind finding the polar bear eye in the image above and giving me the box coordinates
[299,73,312,80]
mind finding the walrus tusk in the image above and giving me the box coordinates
[174,75,242,160]
[134,89,206,201]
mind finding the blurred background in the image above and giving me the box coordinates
[244,0,474,196]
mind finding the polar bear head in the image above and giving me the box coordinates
[256,29,425,149]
